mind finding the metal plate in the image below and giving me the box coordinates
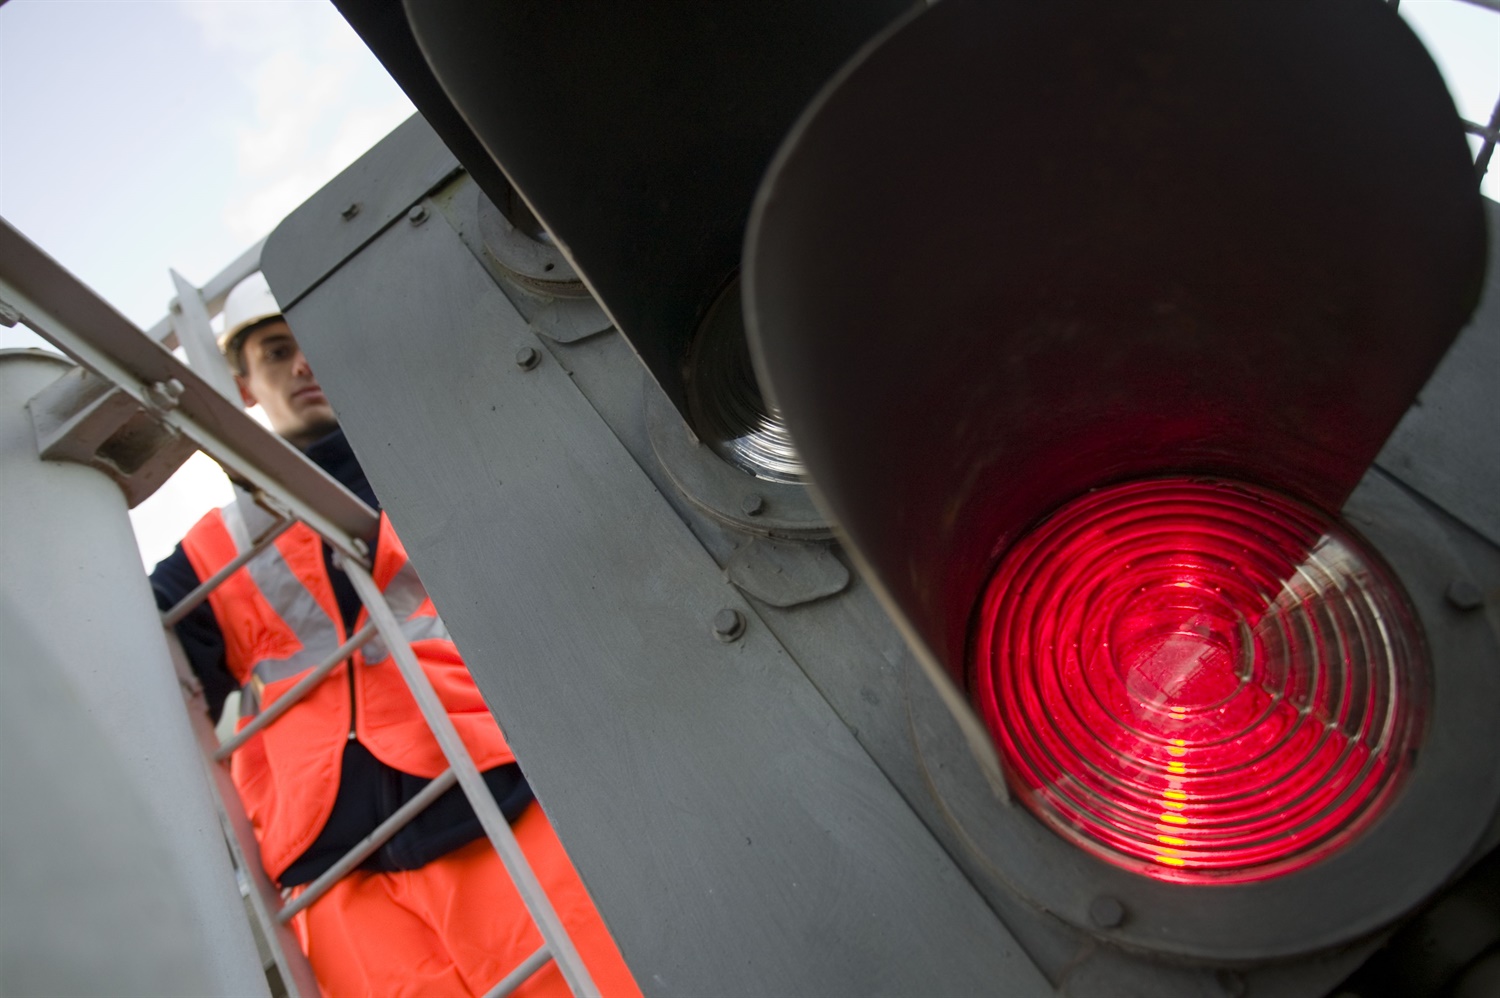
[272,192,1049,996]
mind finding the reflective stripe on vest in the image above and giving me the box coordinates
[181,492,515,881]
[222,495,453,710]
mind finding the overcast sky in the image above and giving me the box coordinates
[1,0,415,567]
[1,0,1497,570]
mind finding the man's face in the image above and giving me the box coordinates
[235,320,339,450]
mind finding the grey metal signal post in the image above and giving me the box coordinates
[265,116,1048,998]
[266,0,1500,991]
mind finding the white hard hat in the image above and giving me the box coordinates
[218,272,283,370]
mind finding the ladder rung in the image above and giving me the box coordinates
[161,515,294,627]
[482,944,553,998]
[214,621,378,761]
[278,767,458,923]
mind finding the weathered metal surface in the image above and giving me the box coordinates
[646,386,829,540]
[1377,198,1500,547]
[744,0,1488,687]
[272,192,1048,997]
[724,538,849,608]
[259,114,459,311]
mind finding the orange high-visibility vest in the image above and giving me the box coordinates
[181,496,513,882]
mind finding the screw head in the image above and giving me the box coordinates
[1088,895,1125,929]
[712,608,746,643]
[408,204,429,226]
[340,202,361,220]
[741,492,766,516]
[1446,578,1484,611]
[515,345,541,370]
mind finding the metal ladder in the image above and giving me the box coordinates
[1,219,599,998]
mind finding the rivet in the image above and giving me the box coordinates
[1446,578,1484,611]
[741,492,766,516]
[340,202,361,221]
[408,204,429,226]
[515,346,541,371]
[712,608,746,643]
[145,379,184,412]
[1214,969,1247,998]
[1088,895,1125,929]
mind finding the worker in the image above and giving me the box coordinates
[150,272,638,998]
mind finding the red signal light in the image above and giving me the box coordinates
[970,478,1426,884]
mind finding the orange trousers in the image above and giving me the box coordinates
[292,802,640,997]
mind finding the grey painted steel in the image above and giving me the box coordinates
[398,0,914,427]
[278,768,459,922]
[170,268,240,402]
[724,537,849,608]
[0,351,267,997]
[342,559,601,998]
[213,621,379,762]
[430,180,613,344]
[259,114,459,311]
[743,0,1488,687]
[646,387,829,540]
[146,238,266,349]
[274,177,1048,996]
[28,363,200,507]
[1378,198,1500,547]
[484,944,552,998]
[163,628,322,998]
[0,218,378,555]
[0,566,214,997]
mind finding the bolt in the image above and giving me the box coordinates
[351,537,371,560]
[1446,578,1484,611]
[408,204,429,226]
[145,378,185,412]
[741,492,766,517]
[340,202,361,221]
[0,298,19,327]
[712,608,746,643]
[1214,969,1247,998]
[515,346,541,371]
[170,299,183,314]
[1088,895,1125,929]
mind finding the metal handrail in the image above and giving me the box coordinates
[346,561,598,996]
[3,230,601,996]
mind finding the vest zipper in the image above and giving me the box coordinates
[347,656,358,741]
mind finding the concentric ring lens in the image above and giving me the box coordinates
[969,478,1426,883]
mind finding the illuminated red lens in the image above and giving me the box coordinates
[970,478,1425,883]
